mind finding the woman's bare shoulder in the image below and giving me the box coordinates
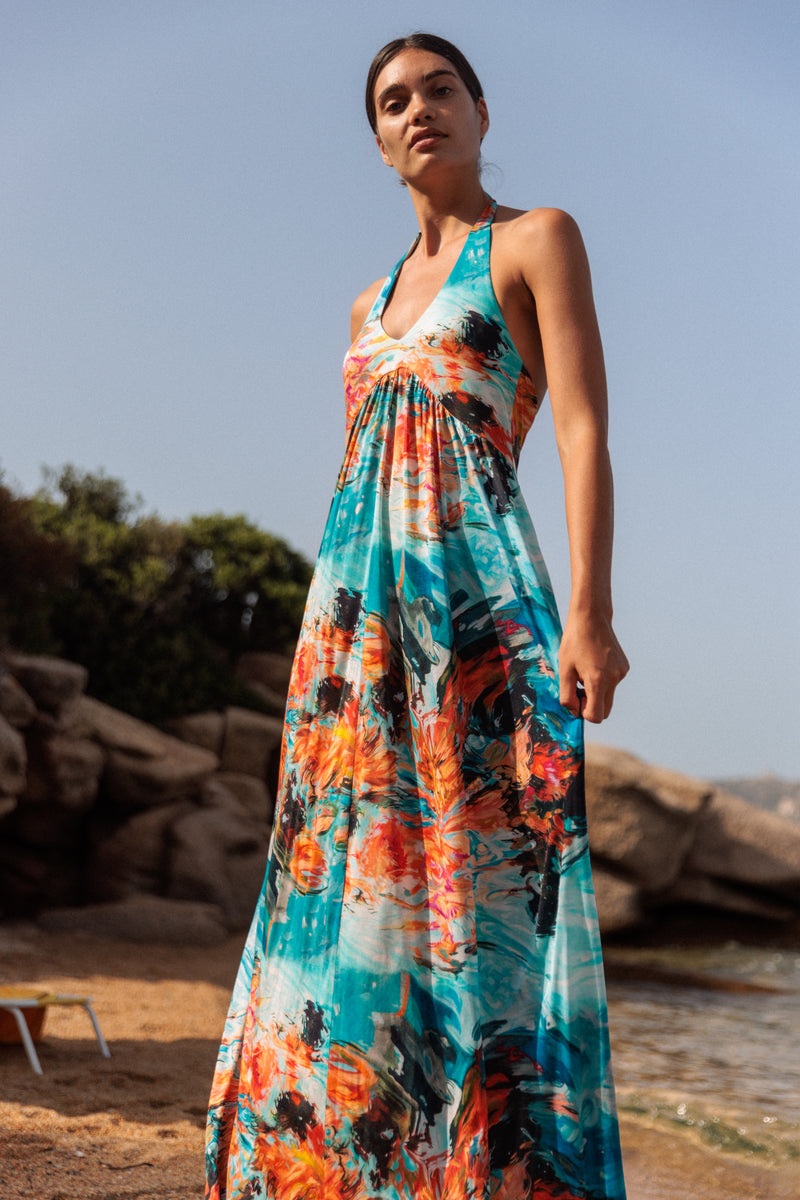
[350,277,386,342]
[495,205,583,244]
[493,206,589,283]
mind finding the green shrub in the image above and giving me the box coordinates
[0,466,312,722]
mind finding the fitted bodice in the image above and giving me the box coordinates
[343,198,538,467]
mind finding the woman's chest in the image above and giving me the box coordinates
[380,242,467,341]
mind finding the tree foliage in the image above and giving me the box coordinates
[0,477,74,651]
[0,466,312,722]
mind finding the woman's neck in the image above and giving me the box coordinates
[406,177,489,256]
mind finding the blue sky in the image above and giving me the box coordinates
[3,1,798,778]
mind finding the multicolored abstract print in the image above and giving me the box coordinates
[205,199,627,1200]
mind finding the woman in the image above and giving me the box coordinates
[206,32,628,1200]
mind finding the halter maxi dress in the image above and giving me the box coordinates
[205,199,627,1200]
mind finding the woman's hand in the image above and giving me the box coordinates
[559,608,629,723]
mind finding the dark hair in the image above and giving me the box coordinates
[365,33,484,133]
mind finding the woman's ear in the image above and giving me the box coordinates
[478,98,490,142]
[375,134,394,168]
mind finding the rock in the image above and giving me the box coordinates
[234,653,293,716]
[3,653,87,713]
[777,795,800,821]
[0,842,83,913]
[238,680,290,715]
[0,796,17,820]
[586,745,711,891]
[590,863,645,935]
[31,697,92,738]
[7,801,90,851]
[684,788,800,902]
[221,706,283,780]
[236,652,294,695]
[104,744,217,810]
[209,771,275,825]
[103,744,218,810]
[37,895,229,945]
[167,780,269,929]
[23,732,104,811]
[166,711,225,756]
[663,872,797,921]
[0,715,27,799]
[86,801,194,901]
[78,696,218,809]
[79,695,179,758]
[0,671,36,728]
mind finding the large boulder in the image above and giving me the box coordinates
[7,801,92,852]
[231,650,293,714]
[38,895,229,945]
[236,657,296,696]
[664,872,798,921]
[166,711,225,756]
[0,842,83,912]
[3,653,87,713]
[79,696,218,809]
[0,715,26,804]
[586,744,711,891]
[79,695,178,757]
[102,743,219,810]
[590,863,645,935]
[23,731,104,812]
[684,788,800,902]
[0,671,36,729]
[167,778,269,929]
[86,800,195,901]
[213,771,275,826]
[221,706,283,780]
[30,697,93,737]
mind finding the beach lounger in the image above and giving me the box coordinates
[0,986,110,1075]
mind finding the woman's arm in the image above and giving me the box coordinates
[517,208,629,722]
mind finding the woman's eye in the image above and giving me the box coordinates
[434,85,452,96]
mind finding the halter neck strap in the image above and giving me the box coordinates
[471,196,497,230]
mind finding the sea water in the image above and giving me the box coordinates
[606,943,800,1167]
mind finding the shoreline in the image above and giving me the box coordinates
[0,925,797,1200]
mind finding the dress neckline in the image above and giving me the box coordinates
[378,197,497,344]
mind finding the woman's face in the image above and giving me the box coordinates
[372,48,489,185]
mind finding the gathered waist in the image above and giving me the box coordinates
[344,366,520,471]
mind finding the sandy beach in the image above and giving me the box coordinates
[0,924,796,1200]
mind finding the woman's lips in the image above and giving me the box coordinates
[410,130,445,149]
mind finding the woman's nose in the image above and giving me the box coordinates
[409,92,433,123]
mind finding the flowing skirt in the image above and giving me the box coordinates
[205,373,626,1200]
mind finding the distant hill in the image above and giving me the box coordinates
[714,774,800,822]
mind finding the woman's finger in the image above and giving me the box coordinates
[581,680,606,724]
[559,664,581,716]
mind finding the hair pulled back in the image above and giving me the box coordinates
[365,33,484,133]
